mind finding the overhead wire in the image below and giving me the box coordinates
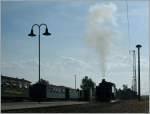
[125,0,132,53]
[125,0,133,75]
[125,0,136,90]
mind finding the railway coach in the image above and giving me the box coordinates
[29,83,80,101]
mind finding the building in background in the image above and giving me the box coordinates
[1,75,31,101]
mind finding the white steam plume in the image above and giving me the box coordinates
[85,3,119,77]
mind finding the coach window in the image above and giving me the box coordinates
[56,88,58,93]
[54,88,56,92]
[112,87,115,93]
[19,83,22,88]
[24,84,28,88]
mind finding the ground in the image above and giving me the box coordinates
[2,99,149,113]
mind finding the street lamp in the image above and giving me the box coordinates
[28,24,51,83]
[136,44,142,101]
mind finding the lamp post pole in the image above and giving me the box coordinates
[28,24,51,83]
[136,44,142,101]
[38,25,41,83]
[74,75,76,90]
[133,50,137,93]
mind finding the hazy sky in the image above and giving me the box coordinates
[1,0,149,95]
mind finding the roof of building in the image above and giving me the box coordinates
[48,84,76,90]
[1,75,31,83]
[32,82,77,90]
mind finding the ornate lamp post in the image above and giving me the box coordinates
[28,24,51,83]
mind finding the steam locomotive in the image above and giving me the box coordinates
[96,79,116,102]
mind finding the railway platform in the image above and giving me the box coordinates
[1,101,88,111]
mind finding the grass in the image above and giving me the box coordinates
[2,99,149,113]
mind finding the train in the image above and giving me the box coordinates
[1,75,117,102]
[1,76,80,102]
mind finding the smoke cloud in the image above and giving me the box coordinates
[85,3,119,77]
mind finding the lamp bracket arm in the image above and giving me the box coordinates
[31,24,40,29]
[40,23,47,28]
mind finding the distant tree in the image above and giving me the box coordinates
[80,76,95,91]
[116,84,137,100]
[35,78,49,85]
[123,84,128,90]
[40,78,49,85]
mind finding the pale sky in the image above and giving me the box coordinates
[1,0,149,95]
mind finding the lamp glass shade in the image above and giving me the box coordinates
[136,44,142,48]
[43,28,51,36]
[28,29,36,37]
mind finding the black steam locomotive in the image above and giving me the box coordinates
[96,79,116,102]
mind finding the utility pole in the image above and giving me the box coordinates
[130,50,137,93]
[136,44,142,101]
[74,75,76,90]
[133,50,137,93]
